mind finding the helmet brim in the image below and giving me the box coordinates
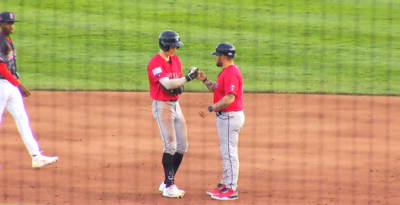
[175,42,183,48]
[0,20,18,24]
[211,51,223,56]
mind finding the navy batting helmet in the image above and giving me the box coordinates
[0,12,18,24]
[211,43,235,58]
[159,30,183,51]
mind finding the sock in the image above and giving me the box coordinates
[162,153,175,187]
[173,152,184,176]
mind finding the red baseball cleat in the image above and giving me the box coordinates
[206,184,226,196]
[210,188,239,200]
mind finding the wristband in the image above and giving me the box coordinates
[202,78,208,83]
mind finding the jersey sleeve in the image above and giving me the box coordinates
[0,38,8,63]
[223,71,240,96]
[0,62,20,86]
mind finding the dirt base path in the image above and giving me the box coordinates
[0,91,399,205]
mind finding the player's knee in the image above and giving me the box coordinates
[16,113,29,123]
[177,142,188,153]
[164,149,176,155]
[164,145,177,155]
[10,110,27,120]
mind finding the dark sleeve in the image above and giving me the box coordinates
[0,38,7,63]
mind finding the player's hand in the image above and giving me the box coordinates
[18,84,31,97]
[208,104,216,112]
[185,66,199,82]
[197,71,207,82]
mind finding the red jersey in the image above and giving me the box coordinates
[147,54,183,101]
[213,64,243,112]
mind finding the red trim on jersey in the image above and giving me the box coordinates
[213,64,243,112]
[0,32,12,43]
[0,62,20,86]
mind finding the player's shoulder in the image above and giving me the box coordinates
[148,54,163,67]
[171,55,180,61]
[225,65,240,73]
[223,65,242,79]
[231,65,242,74]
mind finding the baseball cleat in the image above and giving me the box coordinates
[161,184,184,198]
[210,188,238,200]
[158,182,166,192]
[32,155,58,168]
[206,183,226,196]
[159,182,185,195]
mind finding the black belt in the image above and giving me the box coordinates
[168,99,178,102]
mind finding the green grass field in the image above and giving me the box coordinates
[1,0,399,95]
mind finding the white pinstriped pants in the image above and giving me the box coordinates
[152,100,188,155]
[217,111,245,191]
[0,79,41,156]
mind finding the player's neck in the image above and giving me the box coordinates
[159,52,171,61]
[222,61,234,69]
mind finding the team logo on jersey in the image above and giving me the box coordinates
[167,72,179,79]
[152,67,162,76]
[230,85,235,91]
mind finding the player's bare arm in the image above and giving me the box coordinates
[197,71,216,92]
[208,93,235,112]
[203,79,216,92]
[18,84,31,97]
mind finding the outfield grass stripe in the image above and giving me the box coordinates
[1,0,398,94]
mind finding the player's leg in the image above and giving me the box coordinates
[152,101,178,187]
[216,114,232,188]
[6,85,41,156]
[216,112,245,190]
[0,80,11,124]
[173,101,188,176]
[225,111,245,191]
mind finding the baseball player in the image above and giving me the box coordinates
[0,12,58,168]
[197,43,244,200]
[147,30,198,198]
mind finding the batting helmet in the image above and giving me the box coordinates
[211,43,235,58]
[0,12,18,24]
[159,30,183,51]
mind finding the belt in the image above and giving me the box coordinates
[216,111,242,117]
[168,99,178,102]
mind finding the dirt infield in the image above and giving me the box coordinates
[0,91,400,205]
